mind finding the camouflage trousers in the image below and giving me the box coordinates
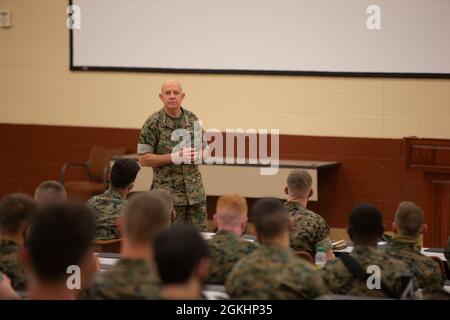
[173,201,207,231]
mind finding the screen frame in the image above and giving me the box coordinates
[68,0,450,79]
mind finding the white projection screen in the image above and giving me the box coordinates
[70,0,450,77]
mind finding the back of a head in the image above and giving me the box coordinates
[287,169,312,197]
[251,198,289,242]
[395,201,424,237]
[215,194,248,228]
[0,193,37,236]
[123,192,171,244]
[348,204,383,243]
[34,180,67,206]
[27,203,94,282]
[155,224,209,285]
[148,188,174,216]
[110,159,140,189]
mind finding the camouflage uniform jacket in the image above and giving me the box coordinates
[284,201,332,255]
[85,259,160,300]
[86,190,125,240]
[0,240,26,290]
[226,244,329,299]
[321,245,412,298]
[207,230,258,284]
[137,107,206,206]
[383,235,443,292]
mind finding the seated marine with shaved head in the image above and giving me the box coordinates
[384,201,444,294]
[206,194,258,284]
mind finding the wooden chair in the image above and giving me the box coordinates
[60,146,126,201]
[91,238,122,253]
[428,256,447,281]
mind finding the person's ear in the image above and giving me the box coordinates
[116,217,124,236]
[284,186,288,195]
[22,222,31,245]
[287,217,294,231]
[241,217,248,234]
[19,247,31,272]
[180,92,186,101]
[197,258,210,283]
[392,222,397,233]
[128,183,134,192]
[421,224,428,234]
[308,188,313,199]
[159,92,164,102]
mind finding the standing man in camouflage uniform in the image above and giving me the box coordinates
[0,193,37,291]
[321,204,413,299]
[226,198,329,299]
[383,202,443,293]
[284,169,334,259]
[207,194,257,284]
[138,80,208,231]
[86,158,140,240]
[86,192,171,299]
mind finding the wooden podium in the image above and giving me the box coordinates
[404,137,450,247]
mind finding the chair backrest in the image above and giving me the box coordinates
[428,256,447,281]
[91,238,122,253]
[88,146,126,181]
[295,250,314,264]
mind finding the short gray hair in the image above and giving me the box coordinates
[34,180,67,206]
[395,201,424,236]
[287,169,312,197]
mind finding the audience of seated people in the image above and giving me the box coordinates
[86,159,140,240]
[0,166,448,300]
[206,194,258,284]
[154,224,210,300]
[85,191,171,299]
[226,198,329,299]
[383,201,444,295]
[0,193,37,291]
[284,169,335,260]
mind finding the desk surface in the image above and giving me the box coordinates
[97,232,256,269]
[334,246,447,261]
[113,154,339,170]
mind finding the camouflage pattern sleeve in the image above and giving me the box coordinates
[0,241,27,291]
[138,115,158,155]
[85,192,125,240]
[320,259,348,294]
[299,267,330,299]
[314,217,333,252]
[84,259,160,300]
[206,232,258,284]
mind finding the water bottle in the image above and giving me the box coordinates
[315,246,326,269]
